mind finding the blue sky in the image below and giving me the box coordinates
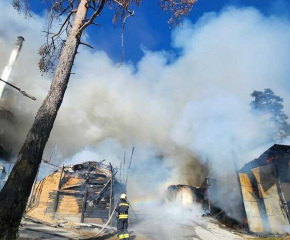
[24,0,290,63]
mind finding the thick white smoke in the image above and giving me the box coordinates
[1,2,290,206]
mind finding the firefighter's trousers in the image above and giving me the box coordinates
[117,218,129,239]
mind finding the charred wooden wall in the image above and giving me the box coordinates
[26,161,123,225]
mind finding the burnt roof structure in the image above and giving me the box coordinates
[241,144,290,179]
[26,161,124,225]
[166,145,290,235]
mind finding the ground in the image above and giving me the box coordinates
[19,218,290,240]
[19,203,290,240]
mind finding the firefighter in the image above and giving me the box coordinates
[115,193,130,239]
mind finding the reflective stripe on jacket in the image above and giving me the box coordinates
[118,214,129,219]
[115,200,129,219]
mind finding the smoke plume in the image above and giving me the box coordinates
[1,2,290,210]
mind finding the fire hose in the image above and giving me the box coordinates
[81,205,118,240]
[127,198,138,220]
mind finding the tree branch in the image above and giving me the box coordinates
[59,4,73,16]
[52,10,76,38]
[119,9,134,65]
[76,0,106,36]
[112,0,134,15]
[91,22,101,26]
[51,0,67,12]
[80,42,94,49]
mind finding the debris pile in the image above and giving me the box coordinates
[26,161,124,226]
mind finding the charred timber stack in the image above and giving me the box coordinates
[26,161,124,225]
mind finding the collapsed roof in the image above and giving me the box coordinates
[26,161,124,225]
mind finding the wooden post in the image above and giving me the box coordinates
[81,185,89,223]
[108,163,114,223]
[53,165,65,215]
[207,178,211,214]
[27,163,41,210]
[81,163,91,223]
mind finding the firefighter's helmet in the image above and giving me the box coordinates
[120,193,127,199]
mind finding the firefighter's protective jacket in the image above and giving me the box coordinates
[115,199,129,219]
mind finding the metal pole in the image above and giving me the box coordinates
[125,147,134,187]
[120,161,123,183]
[48,144,56,163]
[0,36,25,99]
[0,78,36,101]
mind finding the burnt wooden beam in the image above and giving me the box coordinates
[94,171,118,205]
[108,163,114,223]
[57,190,85,196]
[53,165,65,215]
[81,163,91,223]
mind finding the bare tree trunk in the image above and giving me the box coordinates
[0,1,90,239]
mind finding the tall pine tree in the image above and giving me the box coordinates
[251,88,290,142]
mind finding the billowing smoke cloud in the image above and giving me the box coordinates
[1,2,290,208]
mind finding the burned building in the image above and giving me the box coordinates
[166,144,290,235]
[239,144,290,234]
[167,178,246,227]
[26,161,124,225]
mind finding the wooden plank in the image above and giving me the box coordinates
[88,181,108,185]
[57,195,82,215]
[252,165,290,234]
[58,190,85,196]
[239,172,264,233]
